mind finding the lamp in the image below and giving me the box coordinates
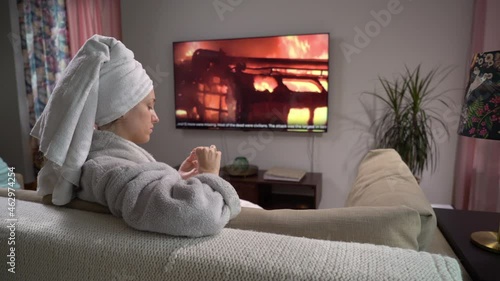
[458,50,500,254]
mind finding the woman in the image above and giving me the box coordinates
[31,35,240,237]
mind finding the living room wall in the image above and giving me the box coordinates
[121,0,473,208]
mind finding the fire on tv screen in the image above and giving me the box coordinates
[173,33,329,132]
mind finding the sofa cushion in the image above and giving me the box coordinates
[1,185,423,250]
[42,194,112,214]
[0,189,421,250]
[227,205,421,250]
[0,188,42,203]
[0,188,112,214]
[346,149,437,251]
[0,198,462,280]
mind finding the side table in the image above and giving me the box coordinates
[221,170,322,209]
[434,208,500,281]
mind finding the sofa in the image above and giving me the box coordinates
[0,149,468,280]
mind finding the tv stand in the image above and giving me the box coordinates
[221,170,322,209]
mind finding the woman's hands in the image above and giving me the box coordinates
[178,150,199,180]
[195,145,221,175]
[178,145,221,179]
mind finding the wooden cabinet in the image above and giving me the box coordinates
[221,170,322,209]
[231,182,260,203]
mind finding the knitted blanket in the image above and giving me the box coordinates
[0,198,462,281]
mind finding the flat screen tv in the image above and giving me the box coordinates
[173,33,329,132]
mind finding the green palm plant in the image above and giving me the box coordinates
[368,65,453,177]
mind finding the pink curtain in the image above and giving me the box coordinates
[453,0,500,212]
[66,0,122,58]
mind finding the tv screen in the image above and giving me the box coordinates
[173,33,329,132]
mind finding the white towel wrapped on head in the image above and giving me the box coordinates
[31,34,153,205]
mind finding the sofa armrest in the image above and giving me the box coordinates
[346,149,437,251]
[426,228,472,281]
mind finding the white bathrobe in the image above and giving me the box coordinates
[78,130,241,237]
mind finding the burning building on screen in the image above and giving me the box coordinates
[173,34,329,131]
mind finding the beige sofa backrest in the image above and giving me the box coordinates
[0,149,435,252]
[0,187,425,251]
[229,149,436,251]
[227,205,421,250]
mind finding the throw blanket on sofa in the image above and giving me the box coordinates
[0,198,462,281]
[78,130,240,237]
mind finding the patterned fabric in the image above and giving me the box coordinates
[17,0,71,176]
[452,0,500,212]
[18,0,70,128]
[458,50,500,140]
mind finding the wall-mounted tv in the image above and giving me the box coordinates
[173,33,329,132]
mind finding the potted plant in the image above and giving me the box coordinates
[366,65,453,179]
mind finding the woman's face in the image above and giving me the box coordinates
[114,90,159,144]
